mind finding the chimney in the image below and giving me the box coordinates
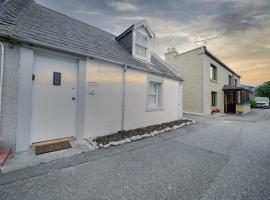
[165,47,178,62]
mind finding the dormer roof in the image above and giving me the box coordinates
[116,20,155,41]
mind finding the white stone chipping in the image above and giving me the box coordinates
[86,120,196,149]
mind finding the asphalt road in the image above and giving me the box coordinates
[0,109,270,200]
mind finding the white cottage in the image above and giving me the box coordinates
[0,0,183,152]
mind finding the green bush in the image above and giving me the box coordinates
[249,99,257,108]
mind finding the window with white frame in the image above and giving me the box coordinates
[135,31,148,59]
[147,78,163,110]
[136,31,148,46]
[135,44,147,58]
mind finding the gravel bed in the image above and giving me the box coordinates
[93,119,193,146]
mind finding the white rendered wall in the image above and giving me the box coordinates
[124,68,180,130]
[84,59,123,138]
[84,59,182,138]
[16,47,34,152]
[12,46,182,150]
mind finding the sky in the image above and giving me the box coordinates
[36,0,270,86]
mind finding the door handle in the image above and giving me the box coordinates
[72,97,76,100]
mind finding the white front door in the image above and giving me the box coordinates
[31,53,78,143]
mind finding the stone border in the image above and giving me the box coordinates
[86,119,196,149]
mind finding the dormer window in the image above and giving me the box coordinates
[135,31,148,59]
[116,21,155,62]
[136,31,148,46]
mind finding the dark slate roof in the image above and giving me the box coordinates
[115,24,134,41]
[151,53,183,78]
[0,0,32,34]
[0,0,182,80]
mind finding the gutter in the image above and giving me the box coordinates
[0,42,4,118]
[121,64,127,130]
[200,51,204,114]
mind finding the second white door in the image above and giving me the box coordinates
[31,53,78,143]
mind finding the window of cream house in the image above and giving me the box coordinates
[228,75,233,86]
[211,91,218,107]
[210,64,217,81]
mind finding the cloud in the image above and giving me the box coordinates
[76,9,103,15]
[107,1,139,11]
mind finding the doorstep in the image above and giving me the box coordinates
[30,136,75,148]
[0,140,93,173]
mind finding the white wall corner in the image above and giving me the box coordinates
[178,82,184,119]
[76,59,87,141]
[16,47,34,152]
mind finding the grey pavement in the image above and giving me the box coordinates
[0,109,270,200]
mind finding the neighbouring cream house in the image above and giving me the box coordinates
[165,46,250,115]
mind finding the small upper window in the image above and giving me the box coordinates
[147,78,163,111]
[134,31,148,60]
[235,79,238,86]
[228,75,232,86]
[210,64,217,81]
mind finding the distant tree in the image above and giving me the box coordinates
[249,99,257,108]
[255,81,270,98]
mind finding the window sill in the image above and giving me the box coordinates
[134,55,151,63]
[210,79,218,84]
[145,107,164,112]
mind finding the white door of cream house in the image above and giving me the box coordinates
[31,53,78,143]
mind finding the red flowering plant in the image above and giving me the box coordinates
[211,108,220,114]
